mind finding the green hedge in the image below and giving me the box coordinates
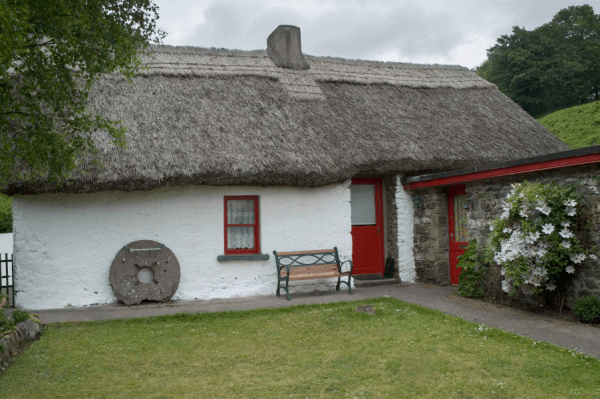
[0,194,12,233]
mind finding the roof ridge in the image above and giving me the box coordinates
[148,44,470,71]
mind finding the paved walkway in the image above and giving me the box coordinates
[27,283,600,359]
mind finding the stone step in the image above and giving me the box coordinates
[353,276,401,288]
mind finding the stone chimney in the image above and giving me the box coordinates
[267,25,310,70]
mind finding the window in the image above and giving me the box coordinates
[224,196,260,254]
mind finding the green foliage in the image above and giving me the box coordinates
[573,295,600,323]
[538,101,600,149]
[11,309,29,324]
[488,181,590,296]
[0,0,165,188]
[456,239,488,298]
[0,293,12,334]
[0,193,11,233]
[477,5,600,117]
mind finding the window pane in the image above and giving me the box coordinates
[350,184,376,225]
[227,226,255,249]
[227,200,255,224]
[454,194,469,242]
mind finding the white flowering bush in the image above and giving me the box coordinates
[488,181,594,296]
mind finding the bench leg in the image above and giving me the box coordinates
[348,274,353,294]
[336,277,341,291]
[276,279,281,297]
[285,278,291,301]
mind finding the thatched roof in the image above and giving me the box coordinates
[5,45,568,195]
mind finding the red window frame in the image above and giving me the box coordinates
[224,196,260,255]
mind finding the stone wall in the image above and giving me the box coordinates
[13,183,352,309]
[384,176,399,273]
[411,163,600,307]
[412,187,449,284]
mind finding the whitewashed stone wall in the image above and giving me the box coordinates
[395,175,416,282]
[13,182,352,309]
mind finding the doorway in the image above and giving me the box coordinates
[350,178,385,275]
[448,185,468,285]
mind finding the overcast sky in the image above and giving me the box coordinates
[153,0,600,69]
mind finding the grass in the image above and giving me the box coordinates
[0,298,599,398]
[538,101,600,149]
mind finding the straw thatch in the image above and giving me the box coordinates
[4,45,568,195]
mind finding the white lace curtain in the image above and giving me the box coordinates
[227,199,255,249]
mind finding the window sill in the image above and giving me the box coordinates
[217,254,270,262]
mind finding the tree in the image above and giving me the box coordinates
[477,5,600,117]
[0,0,165,188]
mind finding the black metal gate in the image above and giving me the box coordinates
[1,253,14,308]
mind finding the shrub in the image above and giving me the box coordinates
[0,194,12,234]
[573,295,600,323]
[456,239,488,298]
[488,181,594,296]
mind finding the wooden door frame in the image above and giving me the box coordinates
[447,184,467,285]
[351,177,385,275]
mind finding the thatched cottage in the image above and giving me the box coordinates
[4,26,569,309]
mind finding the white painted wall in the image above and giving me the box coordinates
[13,183,352,309]
[395,175,416,282]
[0,233,12,255]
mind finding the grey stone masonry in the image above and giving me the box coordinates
[410,163,600,308]
[412,187,450,285]
[384,175,399,276]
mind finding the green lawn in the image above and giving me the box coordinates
[538,101,600,149]
[1,298,599,398]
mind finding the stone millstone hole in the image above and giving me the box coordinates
[356,305,376,315]
[137,266,154,284]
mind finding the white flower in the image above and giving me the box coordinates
[500,210,509,220]
[589,254,598,260]
[501,280,512,293]
[546,283,556,291]
[536,204,551,215]
[519,193,525,198]
[561,221,570,227]
[503,227,513,234]
[564,199,577,207]
[566,206,576,217]
[536,248,548,257]
[561,241,571,249]
[500,268,506,276]
[489,224,495,232]
[519,210,529,219]
[565,266,575,274]
[542,224,555,234]
[526,231,540,244]
[559,228,574,239]
[590,186,599,194]
[571,253,586,264]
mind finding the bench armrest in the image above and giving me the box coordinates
[339,260,353,274]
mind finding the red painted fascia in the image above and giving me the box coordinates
[404,152,600,190]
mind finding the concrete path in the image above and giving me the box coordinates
[27,283,600,359]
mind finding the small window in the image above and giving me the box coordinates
[224,196,260,254]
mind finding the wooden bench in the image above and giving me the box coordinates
[273,248,353,300]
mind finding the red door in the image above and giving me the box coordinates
[350,178,385,275]
[448,185,469,285]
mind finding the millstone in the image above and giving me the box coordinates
[109,240,180,305]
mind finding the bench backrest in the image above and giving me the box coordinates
[273,248,341,269]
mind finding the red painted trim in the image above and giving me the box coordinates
[404,153,600,190]
[351,177,385,275]
[224,195,260,255]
